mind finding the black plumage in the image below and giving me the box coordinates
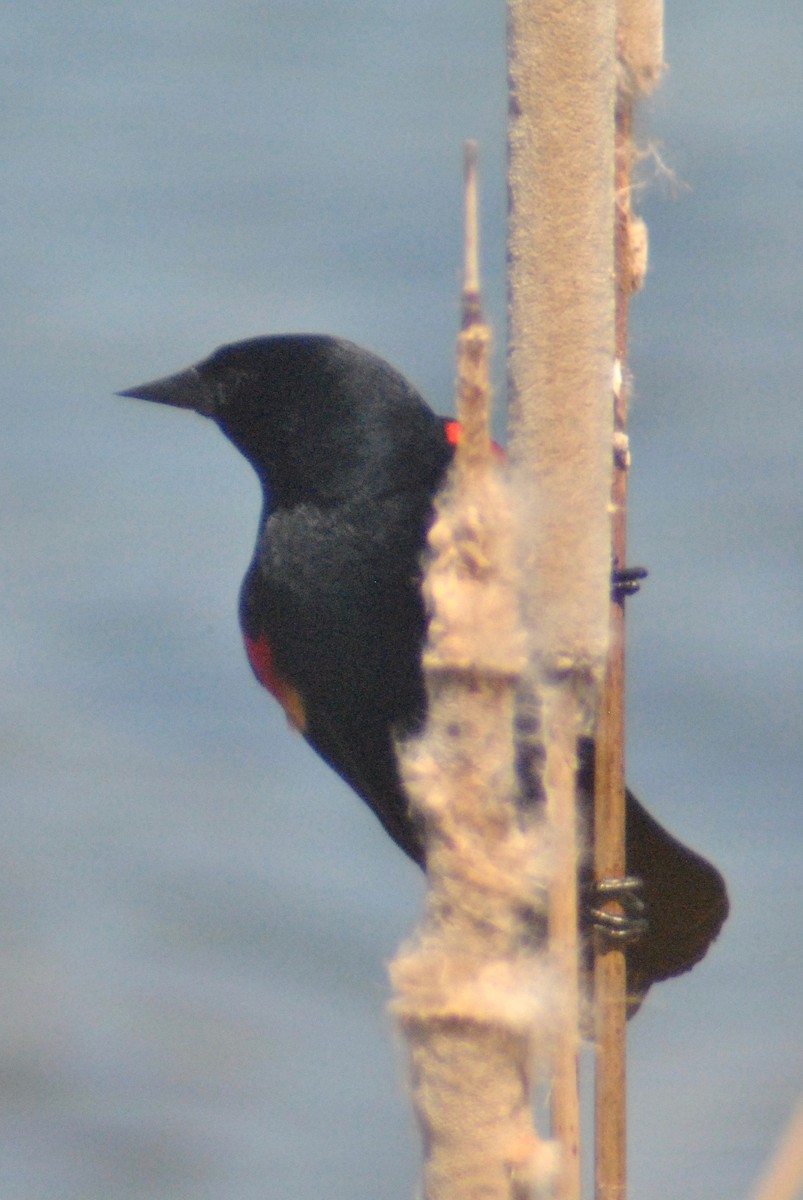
[121,333,728,1007]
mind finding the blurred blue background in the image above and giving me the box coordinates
[3,2,801,1197]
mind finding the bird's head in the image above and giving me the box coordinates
[120,334,449,508]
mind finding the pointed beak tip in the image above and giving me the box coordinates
[115,366,206,412]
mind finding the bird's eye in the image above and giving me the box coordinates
[212,381,229,409]
[228,369,254,396]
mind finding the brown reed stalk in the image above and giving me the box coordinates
[594,7,663,1198]
[749,1096,803,1200]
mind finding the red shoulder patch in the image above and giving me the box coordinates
[444,419,461,447]
[244,634,307,732]
[443,418,506,462]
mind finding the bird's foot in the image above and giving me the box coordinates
[588,876,648,942]
[612,564,649,600]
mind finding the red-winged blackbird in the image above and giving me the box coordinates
[120,334,728,1007]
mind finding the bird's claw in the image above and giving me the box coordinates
[589,875,648,942]
[612,564,649,599]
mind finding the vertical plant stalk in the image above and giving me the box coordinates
[507,3,617,1199]
[749,1096,803,1200]
[593,6,662,1199]
[390,145,560,1200]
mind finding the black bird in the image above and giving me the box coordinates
[120,333,728,1009]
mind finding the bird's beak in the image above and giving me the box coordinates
[117,365,212,415]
